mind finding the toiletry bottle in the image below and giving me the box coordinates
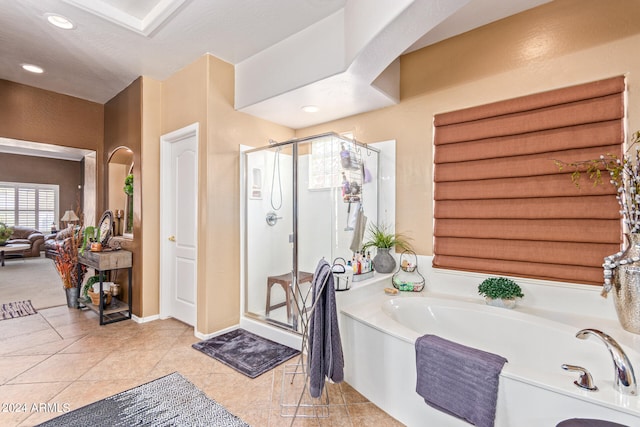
[342,172,350,200]
[340,143,351,169]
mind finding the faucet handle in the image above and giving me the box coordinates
[562,364,598,391]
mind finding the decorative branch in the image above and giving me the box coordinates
[555,130,640,297]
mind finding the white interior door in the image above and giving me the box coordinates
[160,123,198,326]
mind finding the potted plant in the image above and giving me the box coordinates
[362,223,412,274]
[478,277,524,309]
[82,275,101,299]
[0,222,13,246]
[80,226,101,254]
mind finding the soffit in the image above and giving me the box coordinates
[0,0,550,130]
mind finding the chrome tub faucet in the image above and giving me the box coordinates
[576,328,637,396]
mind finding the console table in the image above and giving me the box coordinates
[77,249,132,325]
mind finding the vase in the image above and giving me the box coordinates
[65,287,79,309]
[607,233,640,334]
[485,297,517,309]
[373,247,396,274]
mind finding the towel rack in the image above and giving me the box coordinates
[279,259,338,424]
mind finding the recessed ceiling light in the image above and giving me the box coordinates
[21,64,44,74]
[45,13,75,30]
[301,105,319,113]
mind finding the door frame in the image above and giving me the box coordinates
[159,122,199,324]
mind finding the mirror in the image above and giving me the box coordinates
[108,147,134,237]
[97,210,113,245]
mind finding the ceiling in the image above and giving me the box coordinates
[1,0,551,135]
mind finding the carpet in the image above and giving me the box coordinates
[192,328,300,378]
[0,257,66,309]
[0,300,37,320]
[36,372,250,427]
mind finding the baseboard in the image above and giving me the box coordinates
[194,324,239,340]
[130,315,241,341]
[132,314,159,323]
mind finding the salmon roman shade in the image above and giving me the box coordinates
[433,76,625,285]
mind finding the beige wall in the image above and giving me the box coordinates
[159,55,294,334]
[141,77,162,317]
[297,0,640,257]
[204,55,294,333]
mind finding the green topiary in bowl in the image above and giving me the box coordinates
[478,277,524,307]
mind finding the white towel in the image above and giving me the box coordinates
[346,202,360,230]
[350,206,367,253]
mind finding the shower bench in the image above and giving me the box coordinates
[265,271,314,323]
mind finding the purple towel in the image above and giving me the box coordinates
[308,259,344,398]
[415,335,507,427]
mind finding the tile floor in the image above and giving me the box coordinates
[0,306,404,426]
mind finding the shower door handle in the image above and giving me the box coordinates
[168,235,176,242]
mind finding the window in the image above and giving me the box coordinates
[309,135,342,190]
[0,182,59,232]
[432,76,624,285]
[308,134,362,190]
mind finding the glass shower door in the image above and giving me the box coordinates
[244,144,297,329]
[243,133,381,333]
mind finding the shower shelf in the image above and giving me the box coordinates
[352,270,374,282]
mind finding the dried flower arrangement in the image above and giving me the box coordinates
[52,222,86,289]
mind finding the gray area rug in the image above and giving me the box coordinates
[193,328,300,378]
[0,300,37,320]
[36,372,250,427]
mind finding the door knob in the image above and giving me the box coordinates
[168,235,176,242]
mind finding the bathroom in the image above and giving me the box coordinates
[235,2,640,425]
[239,126,640,426]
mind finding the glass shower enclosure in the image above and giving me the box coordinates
[242,133,379,331]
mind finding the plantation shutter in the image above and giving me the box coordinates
[38,188,56,231]
[18,188,36,228]
[0,186,15,224]
[433,76,625,285]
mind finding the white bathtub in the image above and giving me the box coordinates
[339,287,640,426]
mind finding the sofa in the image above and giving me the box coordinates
[44,227,78,259]
[5,226,45,257]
